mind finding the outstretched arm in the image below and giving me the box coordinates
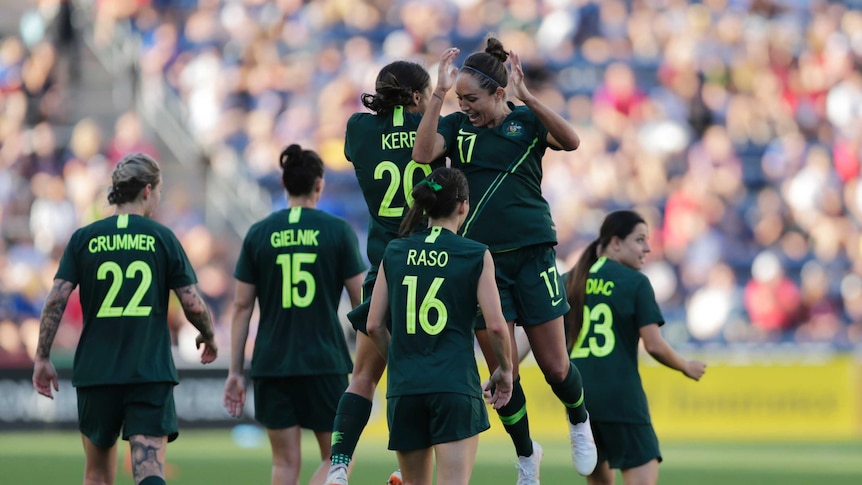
[509,50,580,151]
[32,279,76,399]
[174,284,218,364]
[640,324,706,381]
[413,47,459,164]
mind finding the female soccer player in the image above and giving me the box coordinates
[223,144,366,485]
[327,59,541,485]
[366,167,513,485]
[413,38,597,477]
[32,153,218,485]
[564,210,707,485]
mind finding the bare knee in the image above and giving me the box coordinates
[539,359,570,384]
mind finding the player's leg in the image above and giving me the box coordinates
[329,332,386,470]
[433,434,480,485]
[427,393,490,485]
[516,246,595,475]
[81,436,118,485]
[617,423,661,485]
[77,385,123,485]
[267,426,303,484]
[294,374,349,485]
[396,448,434,485]
[254,377,304,484]
[122,383,179,485]
[476,325,537,460]
[309,430,334,485]
[588,460,616,485]
[620,460,658,485]
[524,317,587,422]
[128,435,168,485]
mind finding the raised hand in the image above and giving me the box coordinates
[436,47,461,94]
[508,50,534,103]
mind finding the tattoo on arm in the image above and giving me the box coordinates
[176,285,215,339]
[130,435,165,483]
[36,280,75,359]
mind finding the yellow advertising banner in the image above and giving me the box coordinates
[363,354,861,441]
[643,355,859,440]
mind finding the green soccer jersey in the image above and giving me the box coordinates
[345,107,445,267]
[569,257,665,423]
[381,226,487,398]
[234,207,366,378]
[437,104,556,251]
[55,214,197,387]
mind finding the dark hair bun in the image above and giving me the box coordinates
[485,38,508,63]
[280,144,303,168]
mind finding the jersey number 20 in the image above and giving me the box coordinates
[375,161,433,217]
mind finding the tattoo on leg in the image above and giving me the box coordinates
[130,436,165,484]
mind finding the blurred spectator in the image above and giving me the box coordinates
[744,250,803,336]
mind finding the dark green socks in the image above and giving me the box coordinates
[549,362,588,424]
[330,392,373,466]
[139,477,166,485]
[496,377,534,457]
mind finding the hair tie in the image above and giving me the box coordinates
[417,179,443,192]
[461,65,500,86]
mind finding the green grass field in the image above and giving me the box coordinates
[2,430,861,484]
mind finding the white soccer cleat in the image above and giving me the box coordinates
[569,415,598,476]
[515,440,543,484]
[387,469,403,485]
[325,464,349,485]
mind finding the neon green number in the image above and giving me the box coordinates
[570,303,615,358]
[374,160,433,217]
[96,262,123,318]
[456,130,477,164]
[374,161,401,217]
[123,261,153,316]
[96,260,153,318]
[403,161,432,207]
[276,253,318,308]
[539,266,560,298]
[402,275,448,335]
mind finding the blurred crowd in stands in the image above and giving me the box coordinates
[2,0,862,367]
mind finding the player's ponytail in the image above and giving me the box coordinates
[361,61,431,115]
[399,167,468,237]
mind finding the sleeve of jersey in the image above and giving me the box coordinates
[339,221,367,279]
[165,230,197,288]
[437,113,461,151]
[344,114,358,162]
[233,231,257,284]
[633,276,665,328]
[54,230,81,284]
